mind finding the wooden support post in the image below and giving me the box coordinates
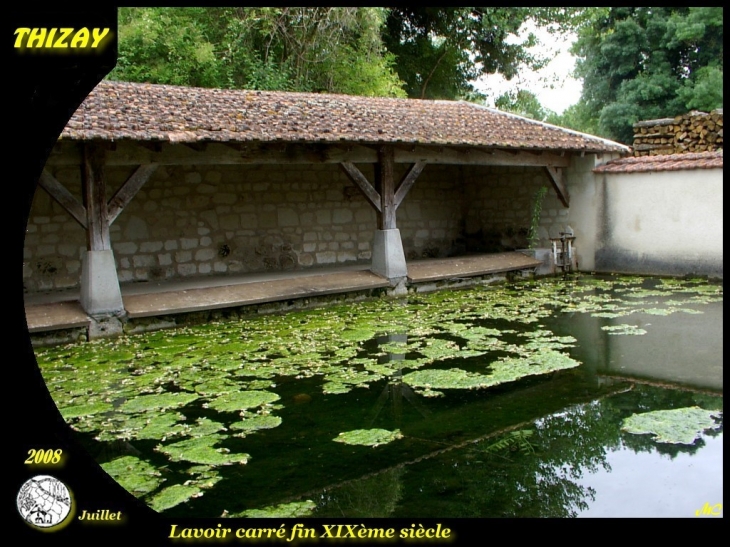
[376,146,396,229]
[545,166,569,208]
[83,144,111,251]
[80,144,125,318]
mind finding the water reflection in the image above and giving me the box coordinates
[311,384,722,518]
[34,274,722,517]
[368,333,431,427]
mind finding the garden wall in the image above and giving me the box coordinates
[592,166,723,278]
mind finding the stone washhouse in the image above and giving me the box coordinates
[24,80,633,341]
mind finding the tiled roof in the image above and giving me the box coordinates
[60,80,629,154]
[594,151,723,173]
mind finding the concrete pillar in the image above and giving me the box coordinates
[80,249,124,316]
[371,229,408,283]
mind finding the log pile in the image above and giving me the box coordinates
[633,109,723,156]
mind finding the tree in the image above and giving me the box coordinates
[495,89,555,121]
[382,7,590,100]
[570,7,723,144]
[109,7,407,97]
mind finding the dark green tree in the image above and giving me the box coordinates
[109,7,406,97]
[569,7,723,144]
[379,8,592,101]
[495,89,556,121]
[383,7,549,100]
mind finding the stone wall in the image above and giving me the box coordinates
[462,165,570,252]
[24,160,465,293]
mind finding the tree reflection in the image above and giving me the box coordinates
[310,384,722,517]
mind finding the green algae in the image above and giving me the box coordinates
[206,391,280,413]
[156,435,250,466]
[100,456,164,496]
[403,368,492,391]
[186,418,228,438]
[621,407,722,445]
[148,484,202,512]
[99,412,189,442]
[232,500,317,518]
[601,324,648,336]
[334,428,403,447]
[229,415,282,434]
[119,392,200,413]
[60,402,115,419]
[31,274,723,514]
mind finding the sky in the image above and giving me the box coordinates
[476,24,582,115]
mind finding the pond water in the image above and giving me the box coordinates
[34,274,723,518]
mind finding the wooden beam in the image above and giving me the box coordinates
[377,146,396,230]
[107,164,159,224]
[339,162,381,213]
[83,145,111,251]
[38,170,87,229]
[138,141,163,153]
[394,146,572,167]
[46,141,573,168]
[545,166,569,207]
[394,161,426,210]
[182,142,208,152]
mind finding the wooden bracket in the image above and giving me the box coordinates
[545,166,569,208]
[107,164,159,224]
[339,162,381,213]
[38,170,87,229]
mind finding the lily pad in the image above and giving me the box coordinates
[60,401,114,419]
[621,407,722,444]
[119,392,199,413]
[601,324,648,336]
[232,500,317,518]
[100,456,164,496]
[157,436,250,466]
[229,415,282,433]
[148,483,202,512]
[334,428,403,447]
[403,368,491,390]
[206,391,280,413]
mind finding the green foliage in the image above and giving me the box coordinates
[570,7,723,143]
[383,8,546,100]
[546,101,600,136]
[110,7,406,97]
[110,7,589,102]
[481,429,536,457]
[495,90,555,121]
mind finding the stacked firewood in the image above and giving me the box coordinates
[632,109,723,156]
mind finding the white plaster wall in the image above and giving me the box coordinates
[604,169,722,254]
[595,167,723,277]
[559,154,616,272]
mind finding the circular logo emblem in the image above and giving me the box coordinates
[17,475,73,529]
